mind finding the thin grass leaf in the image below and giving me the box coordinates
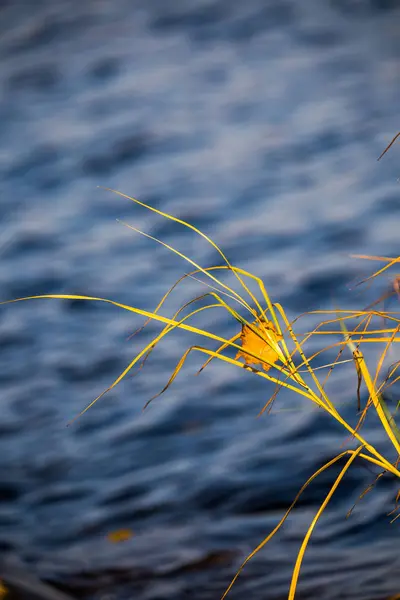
[222,447,383,600]
[377,132,400,160]
[118,219,258,320]
[108,189,265,317]
[288,446,364,600]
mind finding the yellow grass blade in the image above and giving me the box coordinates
[288,446,364,600]
[118,220,257,319]
[0,294,244,347]
[222,447,382,600]
[107,188,265,316]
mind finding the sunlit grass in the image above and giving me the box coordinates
[2,189,400,599]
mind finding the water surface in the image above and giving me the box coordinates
[0,1,399,599]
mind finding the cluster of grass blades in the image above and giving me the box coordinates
[2,187,400,600]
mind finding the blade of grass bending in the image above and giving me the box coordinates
[184,272,252,312]
[222,448,384,600]
[175,267,275,322]
[288,446,364,600]
[0,294,248,347]
[107,188,265,317]
[117,220,257,319]
[297,359,353,372]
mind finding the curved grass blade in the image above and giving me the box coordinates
[288,446,364,600]
[117,219,257,319]
[107,188,265,316]
[222,447,380,600]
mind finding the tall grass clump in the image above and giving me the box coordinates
[2,182,400,599]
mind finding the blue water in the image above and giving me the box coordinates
[0,1,400,599]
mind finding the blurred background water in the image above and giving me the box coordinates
[0,1,400,599]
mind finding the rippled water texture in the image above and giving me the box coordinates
[0,1,400,598]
